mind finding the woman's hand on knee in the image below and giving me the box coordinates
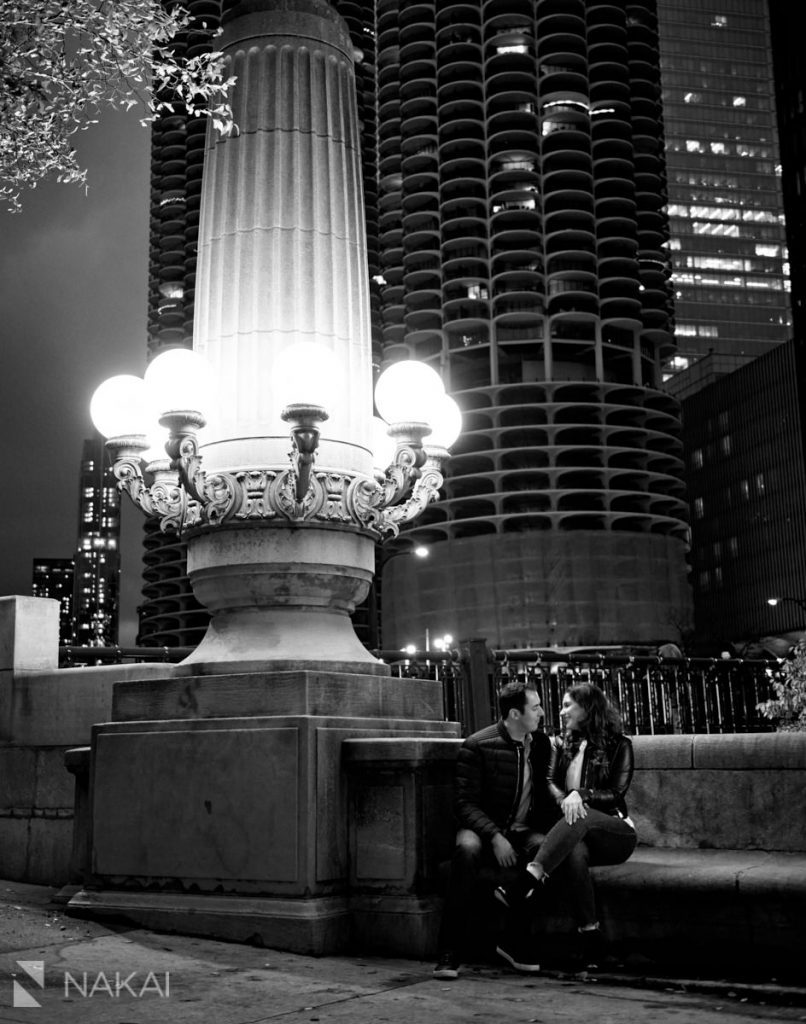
[561,791,587,825]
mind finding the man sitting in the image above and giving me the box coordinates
[433,681,553,979]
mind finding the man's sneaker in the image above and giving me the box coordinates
[432,951,460,980]
[575,927,612,971]
[496,941,541,973]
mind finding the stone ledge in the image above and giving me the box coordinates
[595,846,806,891]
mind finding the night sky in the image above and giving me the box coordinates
[0,109,152,643]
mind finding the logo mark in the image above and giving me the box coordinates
[13,961,44,1008]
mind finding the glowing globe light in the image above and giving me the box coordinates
[426,393,462,450]
[374,361,445,425]
[144,348,215,419]
[370,416,397,474]
[275,342,340,412]
[90,375,152,439]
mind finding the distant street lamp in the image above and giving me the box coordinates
[767,596,806,616]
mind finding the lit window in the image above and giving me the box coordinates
[710,142,727,155]
[755,244,780,258]
[685,140,703,153]
[694,496,704,518]
[720,435,732,456]
[683,92,702,104]
[712,15,727,27]
[497,44,528,55]
[732,96,746,107]
[755,472,765,496]
[740,480,750,501]
[692,448,703,469]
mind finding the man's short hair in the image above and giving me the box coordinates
[498,680,536,719]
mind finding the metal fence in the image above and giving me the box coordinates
[377,645,780,736]
[58,645,194,668]
[57,642,780,736]
[495,651,778,735]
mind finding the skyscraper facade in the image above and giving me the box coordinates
[656,0,790,376]
[71,436,121,646]
[31,557,74,645]
[682,340,806,648]
[768,0,806,471]
[137,1,222,647]
[374,0,691,649]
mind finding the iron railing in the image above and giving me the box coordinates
[58,645,194,667]
[56,642,781,735]
[494,650,778,735]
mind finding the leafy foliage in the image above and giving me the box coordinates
[1,0,236,211]
[757,639,806,732]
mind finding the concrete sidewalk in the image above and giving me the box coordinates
[0,881,804,1023]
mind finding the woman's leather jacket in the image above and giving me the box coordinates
[547,733,634,818]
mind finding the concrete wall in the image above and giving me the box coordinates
[0,596,177,884]
[630,732,806,851]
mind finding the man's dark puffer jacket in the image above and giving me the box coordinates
[455,720,553,838]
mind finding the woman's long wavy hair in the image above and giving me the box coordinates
[564,682,623,752]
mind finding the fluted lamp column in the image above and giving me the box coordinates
[187,0,372,672]
[91,2,464,675]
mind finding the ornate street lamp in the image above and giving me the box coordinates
[91,350,461,669]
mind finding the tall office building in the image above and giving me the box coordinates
[682,341,806,648]
[657,0,790,377]
[769,0,806,470]
[374,0,691,649]
[137,1,221,646]
[31,558,74,645]
[71,436,121,646]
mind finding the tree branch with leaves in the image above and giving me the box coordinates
[757,639,806,732]
[1,0,236,212]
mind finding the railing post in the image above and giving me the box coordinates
[458,638,496,735]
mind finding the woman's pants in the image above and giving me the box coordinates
[534,808,637,926]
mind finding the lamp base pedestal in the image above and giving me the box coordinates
[177,606,387,676]
[69,668,462,956]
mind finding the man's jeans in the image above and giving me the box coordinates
[437,827,543,955]
[534,808,637,926]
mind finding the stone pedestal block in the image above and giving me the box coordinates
[70,669,461,953]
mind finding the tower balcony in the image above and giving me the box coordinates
[404,307,443,333]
